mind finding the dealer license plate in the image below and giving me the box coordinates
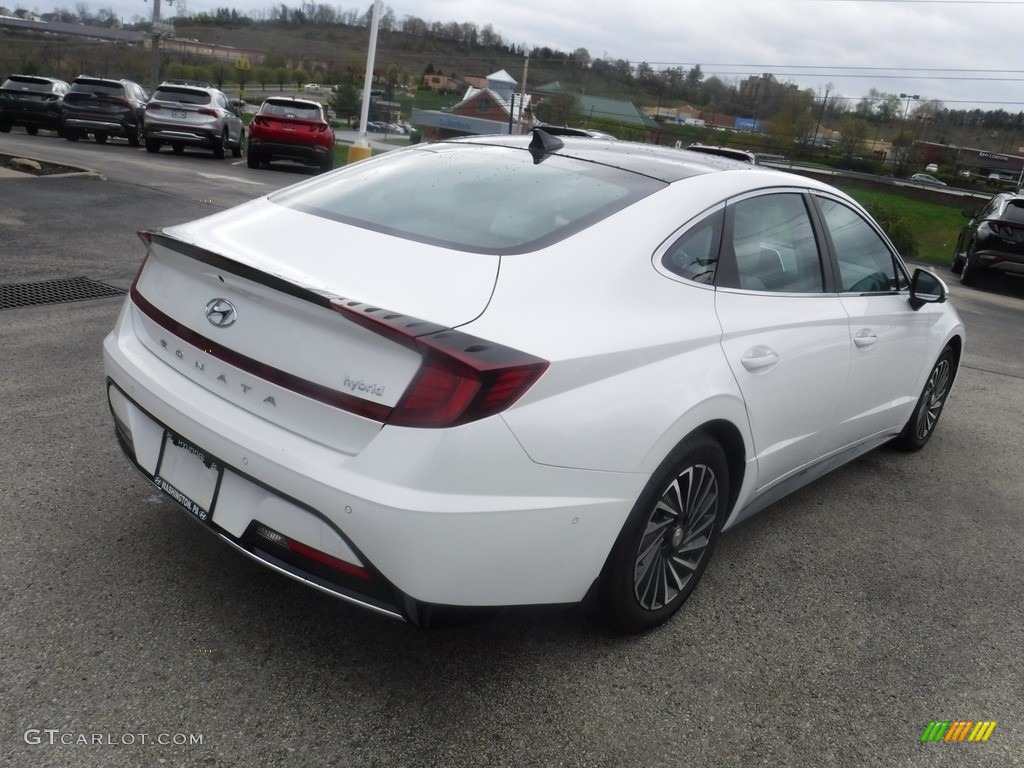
[152,431,222,523]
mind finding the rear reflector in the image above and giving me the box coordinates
[255,523,370,580]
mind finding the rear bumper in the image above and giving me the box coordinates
[249,137,331,164]
[0,105,62,129]
[145,125,219,147]
[63,114,133,136]
[102,301,643,620]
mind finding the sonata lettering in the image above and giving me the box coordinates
[157,338,277,407]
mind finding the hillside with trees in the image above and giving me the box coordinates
[4,1,1024,171]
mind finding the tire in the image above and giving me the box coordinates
[127,123,142,147]
[598,433,729,632]
[960,248,979,287]
[231,129,243,158]
[64,129,80,142]
[893,347,956,451]
[246,149,260,169]
[94,132,107,144]
[213,129,227,159]
[318,155,333,174]
[145,138,160,153]
[172,143,185,155]
[0,122,11,133]
[26,126,39,136]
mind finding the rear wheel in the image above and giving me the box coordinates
[127,123,142,147]
[246,149,260,169]
[319,154,334,174]
[94,132,107,144]
[0,122,11,133]
[213,128,227,159]
[894,347,956,451]
[64,128,80,142]
[598,433,729,632]
[26,126,39,136]
[145,138,160,153]
[171,143,184,155]
[231,129,243,158]
[960,246,979,287]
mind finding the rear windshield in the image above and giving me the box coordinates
[262,101,322,119]
[270,142,662,253]
[2,77,53,92]
[71,80,124,97]
[153,88,211,105]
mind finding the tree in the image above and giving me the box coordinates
[836,116,870,156]
[535,90,582,126]
[330,83,360,122]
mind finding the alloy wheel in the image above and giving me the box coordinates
[633,462,719,611]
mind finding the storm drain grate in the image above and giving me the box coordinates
[0,276,127,310]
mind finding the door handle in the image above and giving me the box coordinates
[853,329,878,349]
[740,346,779,371]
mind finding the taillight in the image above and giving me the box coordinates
[198,108,218,117]
[330,300,549,428]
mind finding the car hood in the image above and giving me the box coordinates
[162,195,500,328]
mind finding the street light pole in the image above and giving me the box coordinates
[899,92,919,174]
[809,86,830,160]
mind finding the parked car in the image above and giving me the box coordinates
[62,76,149,145]
[103,130,963,631]
[910,173,946,187]
[686,143,758,164]
[0,74,70,135]
[247,97,334,173]
[143,82,244,158]
[925,163,939,173]
[952,190,1024,286]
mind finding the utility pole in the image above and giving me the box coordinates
[148,0,172,91]
[516,53,529,134]
[809,85,830,160]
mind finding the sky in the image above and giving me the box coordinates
[73,0,1024,112]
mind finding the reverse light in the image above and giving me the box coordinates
[330,300,549,428]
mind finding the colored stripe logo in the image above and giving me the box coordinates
[921,721,997,742]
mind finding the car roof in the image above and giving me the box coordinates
[5,74,66,85]
[449,131,769,184]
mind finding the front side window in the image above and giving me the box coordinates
[723,193,824,292]
[818,197,905,293]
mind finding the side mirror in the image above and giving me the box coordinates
[962,209,976,218]
[909,268,947,310]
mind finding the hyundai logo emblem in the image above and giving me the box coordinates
[205,298,237,327]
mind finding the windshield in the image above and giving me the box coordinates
[262,101,322,119]
[271,142,662,253]
[153,88,211,105]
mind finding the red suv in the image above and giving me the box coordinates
[247,97,334,174]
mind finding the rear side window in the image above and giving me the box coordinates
[722,193,824,292]
[271,142,663,253]
[661,209,723,284]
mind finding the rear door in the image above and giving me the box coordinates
[715,190,851,489]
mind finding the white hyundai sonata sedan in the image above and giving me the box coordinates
[103,130,964,631]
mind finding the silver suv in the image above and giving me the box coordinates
[143,82,244,158]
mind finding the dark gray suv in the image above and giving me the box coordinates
[143,82,245,158]
[62,76,149,145]
[0,75,70,135]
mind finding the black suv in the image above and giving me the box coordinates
[62,76,149,146]
[952,191,1024,286]
[0,75,70,135]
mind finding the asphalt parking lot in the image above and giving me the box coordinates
[1,133,1022,767]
